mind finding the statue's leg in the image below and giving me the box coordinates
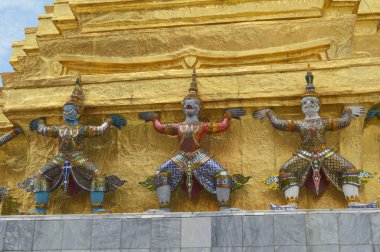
[271,156,308,210]
[155,160,184,212]
[283,186,300,208]
[193,159,233,210]
[216,171,232,210]
[216,186,231,211]
[31,175,50,215]
[24,160,60,215]
[84,162,110,213]
[342,184,359,204]
[323,153,376,208]
[157,183,171,211]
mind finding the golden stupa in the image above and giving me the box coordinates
[0,0,380,214]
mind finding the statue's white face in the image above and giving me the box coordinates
[301,97,320,117]
[182,98,200,117]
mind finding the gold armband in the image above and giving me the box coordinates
[150,113,160,121]
[224,112,233,118]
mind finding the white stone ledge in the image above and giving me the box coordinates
[0,208,379,220]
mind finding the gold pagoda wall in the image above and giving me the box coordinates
[1,0,380,214]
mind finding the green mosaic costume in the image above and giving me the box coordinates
[267,108,360,195]
[19,119,125,194]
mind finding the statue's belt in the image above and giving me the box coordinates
[295,148,334,162]
[54,152,88,165]
[170,149,211,171]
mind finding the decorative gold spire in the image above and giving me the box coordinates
[302,66,320,99]
[189,69,198,93]
[183,69,201,101]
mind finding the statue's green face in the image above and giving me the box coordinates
[182,98,200,117]
[63,104,79,123]
[301,97,320,116]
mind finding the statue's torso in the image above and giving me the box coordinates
[177,122,207,153]
[58,126,85,154]
[297,119,328,153]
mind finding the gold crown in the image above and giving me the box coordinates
[65,73,84,108]
[183,69,201,101]
[302,71,320,99]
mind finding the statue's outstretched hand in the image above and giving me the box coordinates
[345,106,366,119]
[252,109,271,120]
[29,118,45,132]
[225,108,246,120]
[107,115,127,129]
[138,112,159,122]
[14,126,24,135]
[365,109,380,121]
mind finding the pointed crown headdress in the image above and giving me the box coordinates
[302,70,320,99]
[64,74,84,109]
[183,69,201,102]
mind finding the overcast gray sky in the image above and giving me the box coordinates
[0,0,53,86]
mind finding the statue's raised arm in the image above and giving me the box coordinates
[0,126,23,146]
[253,108,297,132]
[204,108,245,134]
[139,111,178,136]
[84,115,126,137]
[326,106,365,131]
[29,117,60,138]
[0,126,24,203]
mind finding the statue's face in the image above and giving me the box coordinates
[63,104,79,122]
[301,97,320,116]
[182,98,200,117]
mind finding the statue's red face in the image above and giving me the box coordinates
[182,98,200,117]
[301,97,320,117]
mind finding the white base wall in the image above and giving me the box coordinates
[0,209,379,251]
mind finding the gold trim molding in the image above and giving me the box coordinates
[59,39,332,74]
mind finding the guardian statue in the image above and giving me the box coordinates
[139,70,250,211]
[19,75,127,214]
[254,71,377,210]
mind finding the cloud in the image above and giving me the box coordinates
[0,0,53,86]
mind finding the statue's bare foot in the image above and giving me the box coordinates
[270,203,298,210]
[144,208,171,213]
[348,201,377,209]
